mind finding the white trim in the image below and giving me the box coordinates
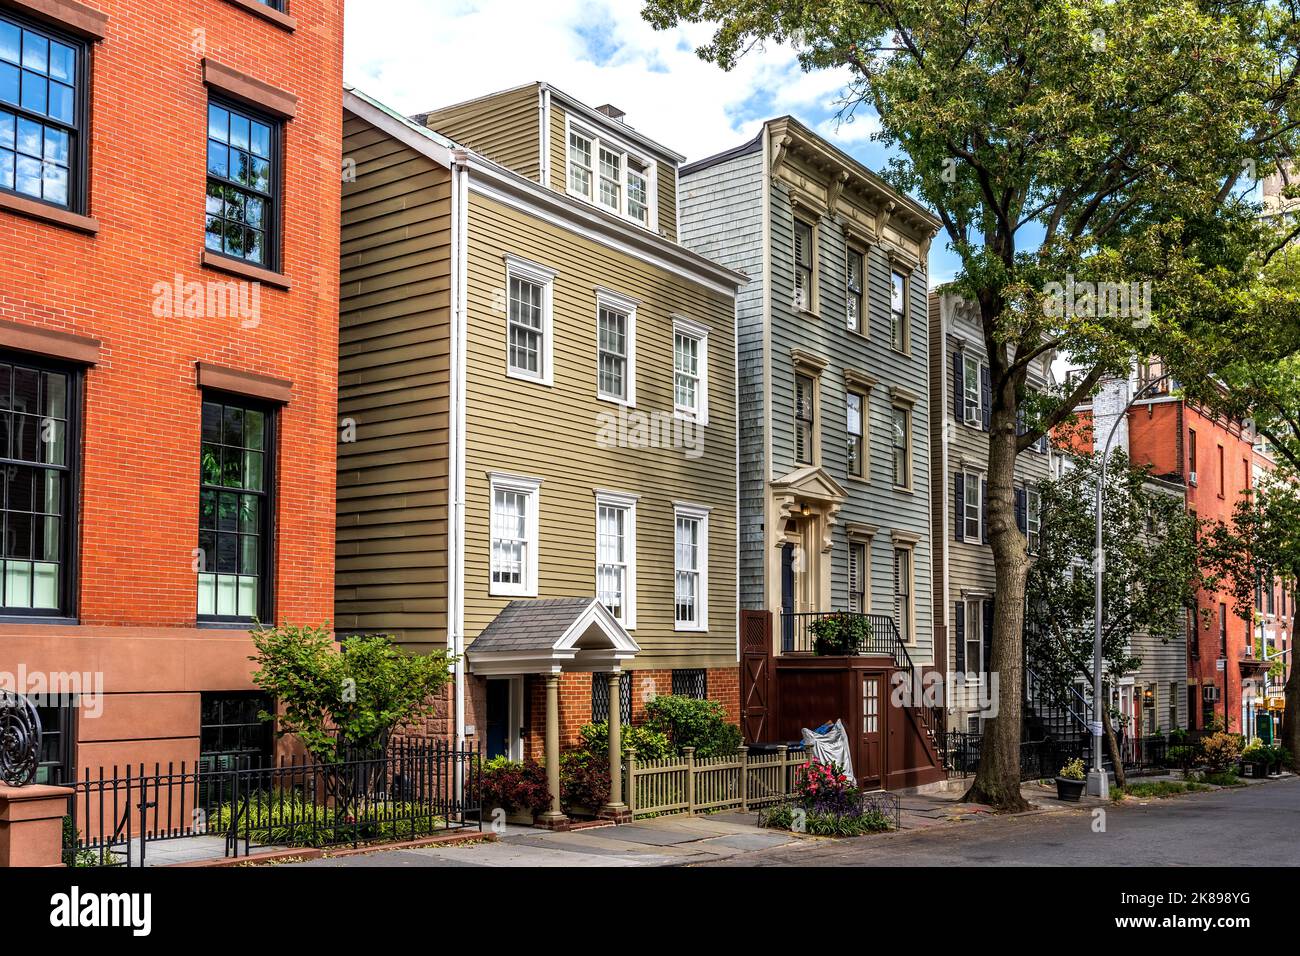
[673,502,710,632]
[961,351,982,427]
[449,152,470,750]
[503,254,555,387]
[564,113,659,231]
[962,469,984,541]
[488,472,542,597]
[595,490,638,629]
[538,87,551,188]
[595,288,638,407]
[672,315,710,426]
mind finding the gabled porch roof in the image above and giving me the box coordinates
[466,598,640,676]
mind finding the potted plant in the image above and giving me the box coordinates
[1271,745,1293,776]
[1055,757,1086,801]
[808,613,866,656]
[1242,741,1269,778]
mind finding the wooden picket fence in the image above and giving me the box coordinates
[624,745,807,819]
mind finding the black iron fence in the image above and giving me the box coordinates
[938,731,1091,781]
[66,737,481,867]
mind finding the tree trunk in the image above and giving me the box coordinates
[964,400,1031,811]
[1280,605,1300,771]
[1103,698,1127,789]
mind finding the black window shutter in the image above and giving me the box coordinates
[980,478,988,545]
[954,472,965,541]
[953,351,964,421]
[954,602,966,673]
[1015,486,1027,533]
[982,599,994,675]
[980,364,992,431]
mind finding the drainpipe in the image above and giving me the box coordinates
[448,150,470,752]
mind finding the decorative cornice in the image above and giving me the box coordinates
[844,368,878,392]
[790,347,830,378]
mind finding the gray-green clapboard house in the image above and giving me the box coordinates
[679,118,941,664]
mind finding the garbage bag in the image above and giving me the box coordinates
[800,718,855,784]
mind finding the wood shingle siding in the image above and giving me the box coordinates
[336,114,453,650]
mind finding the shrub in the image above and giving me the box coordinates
[1058,757,1085,781]
[477,758,551,815]
[1197,732,1243,774]
[577,721,673,761]
[1196,770,1245,787]
[1242,740,1267,762]
[760,801,892,836]
[643,695,742,757]
[560,752,611,812]
[1118,780,1210,800]
[209,790,442,847]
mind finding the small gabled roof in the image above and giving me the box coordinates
[467,598,640,676]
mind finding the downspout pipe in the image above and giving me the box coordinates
[449,150,470,752]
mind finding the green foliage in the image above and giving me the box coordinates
[209,790,442,847]
[759,802,892,837]
[559,751,611,811]
[1118,780,1210,800]
[1195,770,1247,787]
[808,613,867,655]
[61,816,99,867]
[1058,757,1086,781]
[1027,451,1206,700]
[1198,732,1244,773]
[475,759,551,815]
[577,720,673,761]
[642,695,742,757]
[249,622,453,760]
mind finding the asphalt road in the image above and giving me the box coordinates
[700,777,1300,867]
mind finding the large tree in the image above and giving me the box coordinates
[1026,452,1206,787]
[643,0,1299,807]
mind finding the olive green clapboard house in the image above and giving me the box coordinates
[338,85,744,815]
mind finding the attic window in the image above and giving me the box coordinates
[566,120,656,229]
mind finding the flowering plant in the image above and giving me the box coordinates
[794,758,857,814]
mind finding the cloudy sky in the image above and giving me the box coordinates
[345,0,962,286]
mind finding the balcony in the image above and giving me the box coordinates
[779,611,915,671]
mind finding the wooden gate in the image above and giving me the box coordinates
[740,609,772,744]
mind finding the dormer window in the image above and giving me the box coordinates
[566,118,656,229]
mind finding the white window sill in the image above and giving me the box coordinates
[507,368,553,388]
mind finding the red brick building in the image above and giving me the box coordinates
[1069,370,1289,734]
[0,0,341,782]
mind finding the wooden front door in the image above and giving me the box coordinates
[856,672,884,788]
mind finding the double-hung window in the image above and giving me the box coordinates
[962,353,981,425]
[674,504,708,630]
[846,247,865,332]
[963,470,982,540]
[0,354,76,617]
[198,395,273,623]
[793,218,814,311]
[893,547,913,643]
[890,270,908,352]
[1026,488,1041,555]
[595,492,636,627]
[596,292,636,404]
[206,100,278,268]
[489,473,540,596]
[846,391,865,478]
[504,256,555,385]
[891,406,910,487]
[566,121,655,228]
[964,601,983,681]
[795,374,816,465]
[673,318,708,422]
[0,12,86,210]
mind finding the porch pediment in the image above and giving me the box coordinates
[771,465,847,504]
[467,598,640,677]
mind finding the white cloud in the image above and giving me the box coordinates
[343,0,865,161]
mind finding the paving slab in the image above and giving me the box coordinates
[584,824,712,846]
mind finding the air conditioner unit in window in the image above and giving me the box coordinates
[1189,471,1198,486]
[1203,685,1220,702]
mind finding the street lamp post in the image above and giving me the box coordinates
[1088,372,1171,798]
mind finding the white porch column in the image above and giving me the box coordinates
[537,671,569,828]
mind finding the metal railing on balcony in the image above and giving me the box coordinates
[779,611,916,671]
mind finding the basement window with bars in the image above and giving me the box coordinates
[1,12,86,210]
[205,99,278,269]
[0,354,76,617]
[591,672,632,725]
[197,396,273,623]
[672,669,707,700]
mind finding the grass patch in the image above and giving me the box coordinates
[1117,780,1211,800]
[1192,771,1247,788]
[759,802,893,837]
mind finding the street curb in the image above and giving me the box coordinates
[172,829,495,867]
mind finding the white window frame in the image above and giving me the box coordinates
[504,254,556,387]
[1026,488,1041,555]
[488,472,542,597]
[564,115,658,230]
[963,470,983,541]
[595,288,637,407]
[890,404,911,489]
[893,545,914,644]
[964,600,983,683]
[673,502,710,632]
[890,269,909,353]
[962,352,982,426]
[594,490,637,629]
[672,316,709,425]
[846,389,865,479]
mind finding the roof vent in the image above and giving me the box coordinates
[596,104,626,123]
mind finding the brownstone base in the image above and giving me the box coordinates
[533,813,572,831]
[598,805,632,824]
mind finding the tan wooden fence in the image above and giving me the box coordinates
[624,745,807,819]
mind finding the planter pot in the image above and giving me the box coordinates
[1055,777,1086,802]
[1248,762,1268,779]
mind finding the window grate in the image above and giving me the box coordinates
[591,672,632,724]
[671,668,706,700]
